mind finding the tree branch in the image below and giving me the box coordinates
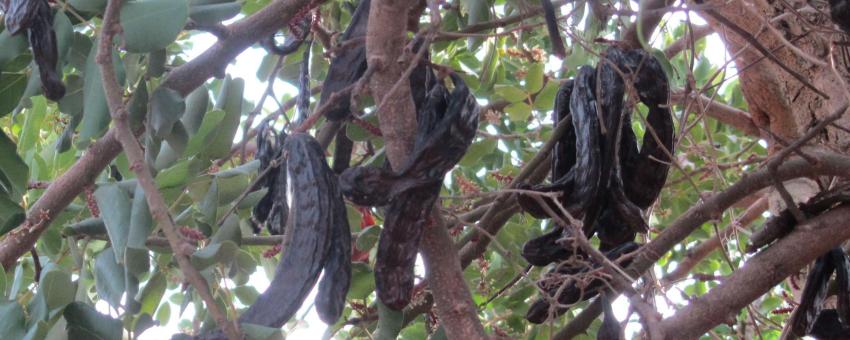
[671,90,761,136]
[658,205,850,338]
[556,150,850,337]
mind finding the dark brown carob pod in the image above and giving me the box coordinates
[5,0,65,100]
[567,66,604,229]
[250,121,288,235]
[237,133,349,328]
[521,227,574,267]
[315,181,352,324]
[261,14,311,56]
[319,0,370,121]
[339,74,479,309]
[791,250,836,337]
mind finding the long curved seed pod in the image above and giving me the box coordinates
[332,129,353,174]
[539,0,566,59]
[251,122,288,235]
[567,66,603,225]
[598,295,622,340]
[319,0,370,121]
[790,251,836,337]
[315,165,352,324]
[621,50,674,209]
[526,242,639,324]
[831,249,850,325]
[15,0,65,101]
[809,309,850,338]
[552,79,576,181]
[237,133,337,328]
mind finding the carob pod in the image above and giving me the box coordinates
[296,39,312,125]
[619,49,674,210]
[320,0,435,121]
[261,14,312,56]
[250,121,288,235]
[5,0,65,100]
[521,227,574,266]
[810,309,850,339]
[315,173,353,324]
[237,133,349,328]
[539,0,566,59]
[791,249,838,337]
[517,79,576,218]
[829,0,850,34]
[339,74,479,309]
[526,242,639,324]
[831,249,850,326]
[567,66,604,230]
[319,0,370,121]
[598,295,622,340]
[332,129,354,174]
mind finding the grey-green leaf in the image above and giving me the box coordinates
[95,184,132,263]
[63,302,123,340]
[120,0,189,53]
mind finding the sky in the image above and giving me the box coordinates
[127,7,736,340]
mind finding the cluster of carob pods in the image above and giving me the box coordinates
[516,46,675,324]
[198,0,479,337]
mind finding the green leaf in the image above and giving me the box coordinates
[183,86,210,134]
[68,0,107,12]
[241,323,284,340]
[94,184,132,263]
[525,63,545,93]
[189,2,241,25]
[39,268,74,313]
[0,30,28,67]
[155,159,194,189]
[0,72,27,118]
[0,193,25,236]
[18,96,48,153]
[233,285,260,306]
[120,0,189,53]
[494,85,526,103]
[138,272,167,315]
[201,76,244,160]
[128,183,153,249]
[347,262,375,300]
[355,225,380,251]
[504,102,532,122]
[128,81,149,130]
[533,81,559,111]
[149,85,187,138]
[77,39,125,148]
[459,138,496,167]
[185,109,226,156]
[373,301,403,340]
[64,302,123,340]
[0,129,28,200]
[210,214,242,245]
[191,240,238,270]
[0,301,26,339]
[94,248,126,308]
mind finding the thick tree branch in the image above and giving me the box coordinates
[0,0,310,270]
[658,205,850,338]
